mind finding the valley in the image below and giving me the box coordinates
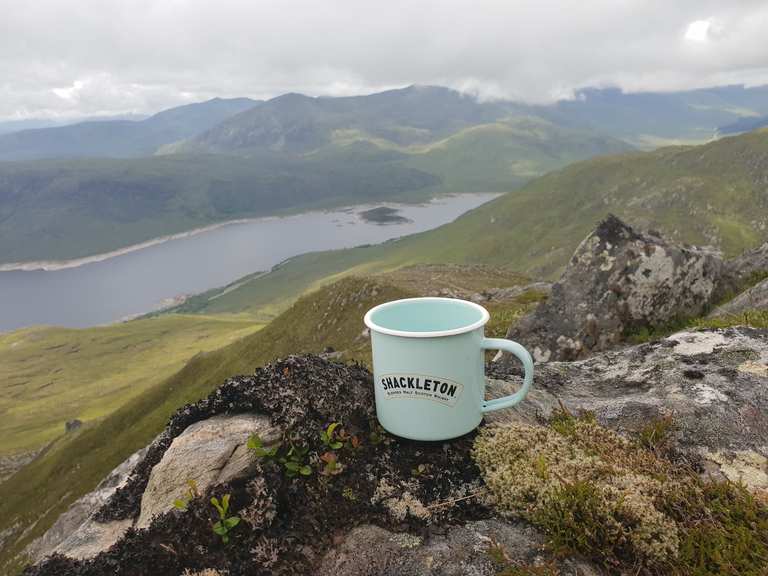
[4,83,768,575]
[164,127,768,321]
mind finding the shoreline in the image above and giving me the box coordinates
[0,193,498,273]
[0,218,264,272]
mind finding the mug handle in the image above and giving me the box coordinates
[480,338,533,413]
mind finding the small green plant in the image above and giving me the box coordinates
[320,451,343,476]
[342,486,358,501]
[173,479,200,511]
[320,422,344,449]
[210,493,240,544]
[411,463,430,477]
[247,434,280,459]
[248,434,311,478]
[280,444,312,477]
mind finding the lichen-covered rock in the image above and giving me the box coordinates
[727,239,768,281]
[709,276,768,317]
[137,414,279,529]
[25,447,147,562]
[509,215,727,361]
[487,327,768,494]
[317,521,601,576]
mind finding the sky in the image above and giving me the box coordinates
[1,0,768,120]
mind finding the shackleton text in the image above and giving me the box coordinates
[379,374,463,406]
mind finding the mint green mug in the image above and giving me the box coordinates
[364,297,533,440]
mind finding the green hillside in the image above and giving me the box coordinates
[0,315,262,457]
[0,270,543,574]
[174,128,768,318]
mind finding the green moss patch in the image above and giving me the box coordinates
[473,412,768,575]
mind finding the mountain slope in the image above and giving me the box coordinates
[178,128,768,318]
[176,85,518,154]
[0,278,413,574]
[0,315,263,457]
[0,98,258,160]
[0,148,438,264]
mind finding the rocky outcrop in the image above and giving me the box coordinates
[137,414,279,529]
[727,239,768,281]
[487,327,768,493]
[26,337,768,576]
[710,276,768,317]
[25,447,147,562]
[317,520,599,576]
[508,215,727,362]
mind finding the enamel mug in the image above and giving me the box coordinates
[363,297,533,440]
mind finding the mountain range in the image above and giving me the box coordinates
[0,98,258,161]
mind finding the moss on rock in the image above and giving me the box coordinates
[473,412,768,575]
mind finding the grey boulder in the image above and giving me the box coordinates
[509,215,726,362]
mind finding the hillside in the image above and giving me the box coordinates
[0,270,544,574]
[172,128,768,318]
[0,98,258,160]
[719,114,768,135]
[0,118,629,266]
[0,315,263,461]
[0,148,439,264]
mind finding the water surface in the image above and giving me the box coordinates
[0,193,497,331]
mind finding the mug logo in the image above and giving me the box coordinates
[379,373,463,407]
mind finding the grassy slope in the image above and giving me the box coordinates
[0,270,544,573]
[0,315,262,455]
[328,116,632,195]
[176,129,768,320]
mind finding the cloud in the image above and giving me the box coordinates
[684,18,724,43]
[0,0,767,118]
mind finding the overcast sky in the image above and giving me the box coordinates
[1,0,767,119]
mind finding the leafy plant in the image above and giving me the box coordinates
[248,433,311,478]
[211,493,241,544]
[280,444,312,477]
[247,434,280,459]
[320,451,343,476]
[173,479,200,511]
[320,422,344,449]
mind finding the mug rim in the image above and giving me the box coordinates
[364,297,490,338]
